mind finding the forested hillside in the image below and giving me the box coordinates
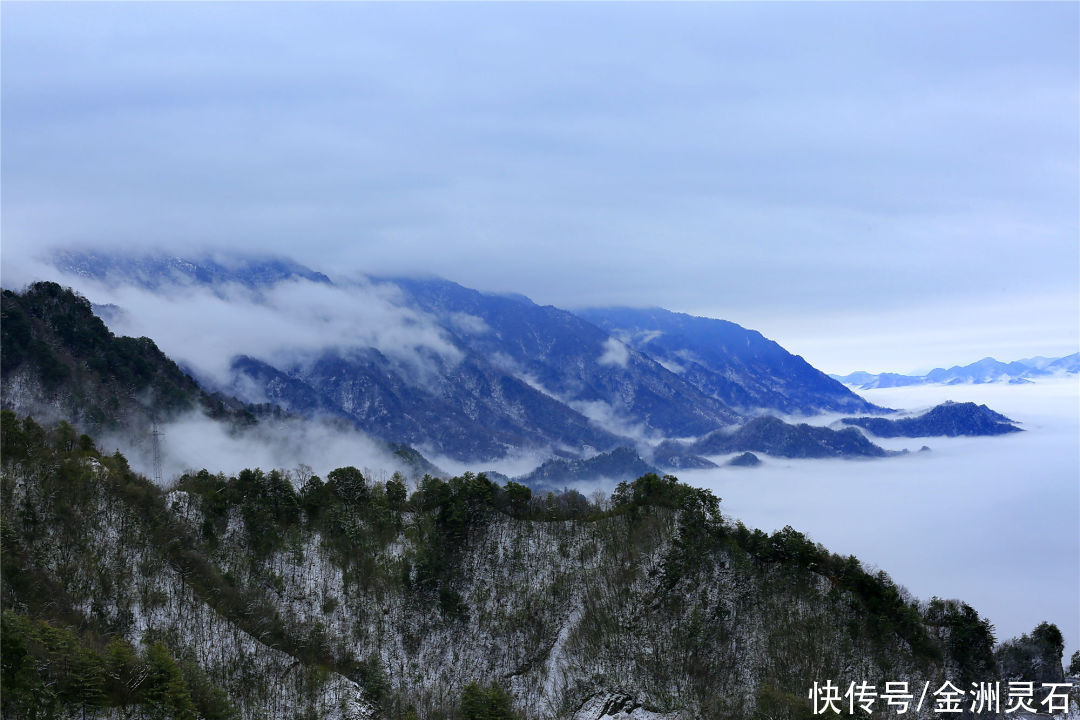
[1,281,1073,719]
[1,282,254,433]
[6,409,1062,719]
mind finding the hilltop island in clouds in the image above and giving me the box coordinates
[1,1,1077,718]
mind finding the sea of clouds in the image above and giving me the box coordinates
[676,378,1078,660]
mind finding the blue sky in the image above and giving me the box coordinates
[2,2,1077,373]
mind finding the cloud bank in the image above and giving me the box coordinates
[8,263,464,390]
[99,410,417,488]
[1,2,1075,373]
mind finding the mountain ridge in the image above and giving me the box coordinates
[832,354,1079,389]
[0,282,444,481]
[38,251,889,464]
[6,416,1058,719]
[575,306,881,416]
[841,401,1022,438]
[20,251,1030,474]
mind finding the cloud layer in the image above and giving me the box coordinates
[2,2,1076,373]
[99,410,417,490]
[17,269,464,389]
[563,378,1080,661]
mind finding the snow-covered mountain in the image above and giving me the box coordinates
[576,306,878,415]
[832,354,1079,389]
[40,251,880,463]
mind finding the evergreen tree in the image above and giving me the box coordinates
[142,641,197,720]
[460,680,518,720]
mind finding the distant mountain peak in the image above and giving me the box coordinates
[841,402,1021,438]
[832,353,1079,389]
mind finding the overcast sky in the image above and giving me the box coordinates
[2,2,1077,374]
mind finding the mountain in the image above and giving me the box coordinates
[0,282,254,433]
[37,252,1031,469]
[832,353,1080,389]
[53,249,332,292]
[515,447,657,489]
[726,451,762,468]
[227,354,346,419]
[254,347,626,462]
[0,282,442,481]
[841,402,1022,438]
[6,423,1046,719]
[840,372,926,389]
[575,307,880,415]
[1045,353,1080,374]
[383,277,743,438]
[49,252,753,460]
[650,443,720,471]
[924,357,1040,385]
[664,416,891,460]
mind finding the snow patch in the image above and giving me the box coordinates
[573,693,683,720]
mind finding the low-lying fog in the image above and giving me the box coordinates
[673,378,1078,659]
[417,379,1080,659]
[108,413,414,488]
